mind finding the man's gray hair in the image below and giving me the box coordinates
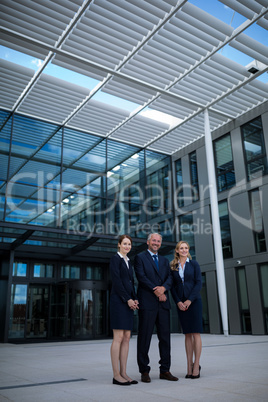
[147,233,162,241]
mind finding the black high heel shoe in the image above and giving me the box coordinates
[113,378,131,385]
[185,363,194,379]
[191,365,201,379]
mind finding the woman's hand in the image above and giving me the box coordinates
[128,299,139,310]
[184,300,191,309]
[177,300,191,311]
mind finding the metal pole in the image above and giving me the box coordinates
[204,109,229,336]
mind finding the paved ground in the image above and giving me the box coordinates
[0,333,268,402]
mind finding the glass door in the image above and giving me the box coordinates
[49,283,70,339]
[73,289,94,339]
[26,285,49,339]
[71,282,108,339]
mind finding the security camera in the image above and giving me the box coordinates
[237,260,241,265]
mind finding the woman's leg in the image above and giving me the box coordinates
[110,329,128,382]
[185,333,194,375]
[119,330,133,381]
[192,333,202,376]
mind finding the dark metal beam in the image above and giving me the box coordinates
[10,230,35,250]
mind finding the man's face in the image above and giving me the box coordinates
[147,234,162,254]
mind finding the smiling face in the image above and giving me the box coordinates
[118,237,132,256]
[147,233,162,254]
[176,242,189,259]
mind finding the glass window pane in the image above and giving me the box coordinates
[73,140,106,173]
[6,121,62,226]
[86,267,93,280]
[10,115,59,161]
[201,274,209,333]
[0,111,12,182]
[175,159,184,208]
[260,264,268,308]
[214,134,235,192]
[242,117,267,180]
[13,262,27,277]
[179,214,195,258]
[26,285,49,338]
[107,145,144,200]
[237,267,251,334]
[237,268,249,309]
[9,284,27,338]
[260,263,268,334]
[190,151,199,201]
[63,128,101,166]
[33,264,54,278]
[250,190,266,253]
[218,201,233,258]
[61,265,80,279]
[95,267,104,280]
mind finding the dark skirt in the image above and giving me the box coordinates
[178,297,203,334]
[110,293,134,331]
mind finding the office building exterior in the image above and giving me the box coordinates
[0,0,267,342]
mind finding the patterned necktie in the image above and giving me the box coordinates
[153,254,159,270]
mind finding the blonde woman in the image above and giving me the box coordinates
[170,241,203,379]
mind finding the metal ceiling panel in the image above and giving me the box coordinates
[0,60,34,109]
[0,0,83,44]
[0,0,267,156]
[110,115,169,146]
[103,76,157,105]
[68,99,130,135]
[219,0,268,30]
[52,53,107,82]
[17,73,90,123]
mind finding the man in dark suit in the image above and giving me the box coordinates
[134,233,178,383]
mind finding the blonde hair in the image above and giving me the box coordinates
[170,241,192,271]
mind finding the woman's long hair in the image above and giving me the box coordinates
[170,241,192,271]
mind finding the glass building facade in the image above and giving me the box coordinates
[1,103,268,342]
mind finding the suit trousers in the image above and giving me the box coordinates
[137,304,171,374]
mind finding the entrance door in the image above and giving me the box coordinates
[73,289,93,339]
[26,285,49,339]
[47,282,108,340]
[71,283,108,340]
[49,283,70,339]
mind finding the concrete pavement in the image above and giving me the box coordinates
[0,334,268,401]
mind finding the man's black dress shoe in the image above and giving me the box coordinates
[159,372,179,381]
[141,373,151,383]
[113,378,131,385]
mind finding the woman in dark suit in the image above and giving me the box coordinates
[110,234,139,386]
[171,241,203,379]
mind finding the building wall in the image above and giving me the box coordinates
[0,102,267,341]
[172,101,268,335]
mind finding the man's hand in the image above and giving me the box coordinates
[153,286,166,297]
[158,294,167,302]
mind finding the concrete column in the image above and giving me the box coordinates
[204,109,229,336]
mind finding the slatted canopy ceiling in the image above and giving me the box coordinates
[0,0,268,155]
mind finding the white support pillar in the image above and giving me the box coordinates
[204,109,229,336]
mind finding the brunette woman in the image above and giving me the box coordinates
[110,235,139,385]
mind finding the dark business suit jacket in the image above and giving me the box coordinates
[134,250,173,310]
[171,259,202,304]
[110,254,137,303]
